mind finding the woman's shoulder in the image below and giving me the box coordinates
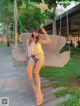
[38,39,43,44]
[37,40,42,45]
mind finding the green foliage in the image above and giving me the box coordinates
[18,1,45,32]
[0,0,14,35]
[30,0,56,7]
[0,0,54,35]
[18,0,55,32]
[43,10,55,20]
[31,0,80,8]
[0,0,14,24]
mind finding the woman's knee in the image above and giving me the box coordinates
[33,69,39,76]
[27,58,35,78]
[27,72,32,80]
[27,68,32,79]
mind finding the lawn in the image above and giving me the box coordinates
[40,47,80,106]
[0,43,12,47]
[40,55,80,87]
[0,43,7,47]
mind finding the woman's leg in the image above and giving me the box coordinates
[33,60,44,105]
[27,58,37,95]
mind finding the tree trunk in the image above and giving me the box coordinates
[53,17,56,35]
[5,25,10,47]
[52,2,57,35]
[14,0,18,47]
[1,36,2,43]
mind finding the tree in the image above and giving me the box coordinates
[0,0,55,36]
[0,0,14,46]
[18,0,50,32]
[30,0,80,34]
[0,0,54,48]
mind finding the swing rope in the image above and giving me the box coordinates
[59,5,63,36]
[14,0,18,47]
[58,3,71,53]
[18,17,28,32]
[14,0,27,38]
[66,3,71,53]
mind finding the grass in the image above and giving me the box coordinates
[61,45,80,55]
[0,43,7,47]
[40,55,80,87]
[40,52,80,106]
[0,43,12,47]
[55,88,80,106]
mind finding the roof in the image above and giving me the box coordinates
[57,3,80,22]
[43,3,80,27]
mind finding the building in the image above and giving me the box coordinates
[0,34,14,43]
[43,3,80,38]
[0,33,7,43]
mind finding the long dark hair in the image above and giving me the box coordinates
[30,28,43,44]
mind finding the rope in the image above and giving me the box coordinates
[14,0,27,35]
[14,0,18,47]
[58,2,70,53]
[66,3,71,53]
[18,16,28,32]
[59,5,63,36]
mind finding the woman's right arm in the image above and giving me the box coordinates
[39,28,51,44]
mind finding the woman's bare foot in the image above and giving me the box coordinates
[36,93,43,106]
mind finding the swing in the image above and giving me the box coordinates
[12,1,70,67]
[12,46,26,62]
[20,33,70,67]
[12,0,27,62]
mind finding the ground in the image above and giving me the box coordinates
[0,47,80,106]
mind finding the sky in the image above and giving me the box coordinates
[56,1,79,15]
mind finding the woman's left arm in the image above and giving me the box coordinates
[39,28,51,44]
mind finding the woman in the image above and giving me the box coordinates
[25,27,51,105]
